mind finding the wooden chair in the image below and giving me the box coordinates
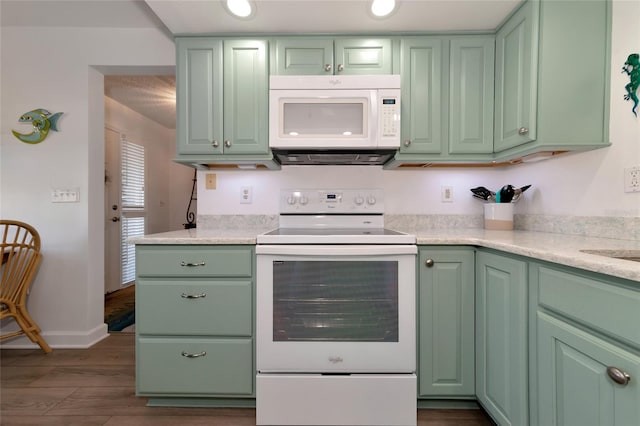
[1,220,51,353]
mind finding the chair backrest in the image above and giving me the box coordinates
[1,220,42,305]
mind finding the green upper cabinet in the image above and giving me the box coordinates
[418,247,475,398]
[476,250,529,426]
[176,38,224,155]
[390,35,494,163]
[272,37,393,75]
[494,0,611,158]
[494,0,538,152]
[449,36,495,155]
[176,37,270,159]
[399,37,445,154]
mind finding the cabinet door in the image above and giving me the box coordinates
[418,248,475,397]
[176,38,224,155]
[494,0,538,152]
[449,37,495,154]
[400,37,444,153]
[274,38,334,75]
[537,312,640,426]
[334,38,392,75]
[476,250,528,426]
[223,40,269,154]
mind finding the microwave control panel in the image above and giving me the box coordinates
[378,89,400,146]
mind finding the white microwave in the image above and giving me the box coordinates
[269,75,401,150]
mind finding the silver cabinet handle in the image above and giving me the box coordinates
[211,140,219,148]
[518,127,529,135]
[181,351,207,358]
[425,259,434,268]
[180,261,206,267]
[324,64,332,72]
[224,140,232,148]
[181,292,207,299]
[404,140,411,147]
[337,64,344,72]
[607,366,631,386]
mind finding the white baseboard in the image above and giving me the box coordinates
[0,323,109,349]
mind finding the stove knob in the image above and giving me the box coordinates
[366,195,377,205]
[299,196,309,205]
[286,196,297,205]
[354,195,365,205]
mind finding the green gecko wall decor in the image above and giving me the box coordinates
[622,53,639,117]
[11,108,63,144]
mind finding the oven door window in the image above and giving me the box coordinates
[272,261,398,342]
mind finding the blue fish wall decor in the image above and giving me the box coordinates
[622,53,639,117]
[11,108,63,144]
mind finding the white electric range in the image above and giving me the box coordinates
[255,189,417,426]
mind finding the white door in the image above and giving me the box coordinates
[104,128,146,294]
[105,128,122,294]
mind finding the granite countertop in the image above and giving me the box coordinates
[132,228,640,283]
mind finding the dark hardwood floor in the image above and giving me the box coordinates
[1,333,494,425]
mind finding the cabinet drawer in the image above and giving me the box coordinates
[136,246,252,277]
[536,265,640,347]
[137,337,253,395]
[137,279,252,336]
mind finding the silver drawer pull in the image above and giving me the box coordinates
[180,261,206,267]
[181,351,207,359]
[607,366,631,386]
[181,292,207,299]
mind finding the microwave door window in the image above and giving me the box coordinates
[282,100,366,137]
[272,261,399,342]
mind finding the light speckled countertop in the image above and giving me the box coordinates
[132,228,640,283]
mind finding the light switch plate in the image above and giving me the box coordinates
[51,188,80,203]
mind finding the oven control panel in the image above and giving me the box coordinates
[280,189,384,214]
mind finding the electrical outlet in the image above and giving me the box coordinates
[240,186,252,204]
[205,173,216,190]
[441,186,453,202]
[624,166,640,193]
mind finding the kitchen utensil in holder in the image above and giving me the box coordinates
[484,203,514,230]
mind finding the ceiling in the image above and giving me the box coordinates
[2,0,524,130]
[145,0,524,34]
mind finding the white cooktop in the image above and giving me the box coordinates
[257,189,416,245]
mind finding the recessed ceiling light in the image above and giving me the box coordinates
[371,0,397,18]
[225,0,254,19]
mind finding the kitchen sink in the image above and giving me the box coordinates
[579,249,640,262]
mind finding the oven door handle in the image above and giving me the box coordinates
[256,245,417,256]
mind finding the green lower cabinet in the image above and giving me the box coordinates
[536,312,640,426]
[476,250,528,426]
[137,337,253,395]
[531,261,640,426]
[135,245,255,401]
[418,247,475,397]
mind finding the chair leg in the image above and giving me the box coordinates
[15,306,52,354]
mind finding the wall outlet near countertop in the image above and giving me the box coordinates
[240,186,252,204]
[441,186,453,202]
[624,166,640,193]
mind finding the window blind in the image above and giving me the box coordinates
[120,138,146,286]
[121,139,145,210]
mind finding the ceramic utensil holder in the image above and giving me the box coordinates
[484,203,514,230]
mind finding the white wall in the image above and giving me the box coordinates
[197,0,639,220]
[0,26,175,348]
[104,97,192,233]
